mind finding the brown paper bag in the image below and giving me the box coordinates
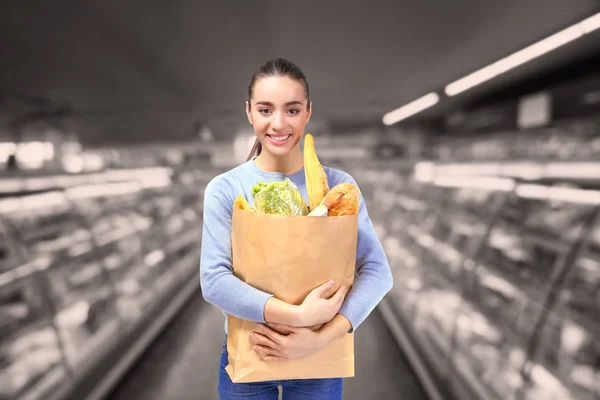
[225,207,358,383]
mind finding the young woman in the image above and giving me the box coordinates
[200,57,393,399]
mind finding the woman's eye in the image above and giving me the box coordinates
[257,108,299,115]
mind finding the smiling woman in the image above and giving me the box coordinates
[245,59,312,173]
[199,57,393,400]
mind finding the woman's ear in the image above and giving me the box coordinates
[305,101,313,124]
[246,101,253,125]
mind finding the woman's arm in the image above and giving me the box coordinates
[264,282,347,326]
[200,176,344,326]
[263,297,301,326]
[334,173,393,333]
[200,177,273,322]
[316,313,352,344]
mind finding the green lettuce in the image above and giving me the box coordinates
[252,178,309,216]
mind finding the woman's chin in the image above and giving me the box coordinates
[266,148,292,158]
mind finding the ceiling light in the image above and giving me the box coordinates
[543,162,600,179]
[413,161,435,182]
[516,184,600,205]
[445,12,600,96]
[383,92,439,125]
[580,12,600,33]
[433,175,515,192]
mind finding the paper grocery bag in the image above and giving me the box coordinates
[225,208,358,383]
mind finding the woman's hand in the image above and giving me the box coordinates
[297,280,347,326]
[249,322,325,361]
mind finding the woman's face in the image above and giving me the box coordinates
[246,75,312,158]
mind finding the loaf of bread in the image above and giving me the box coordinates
[323,183,360,216]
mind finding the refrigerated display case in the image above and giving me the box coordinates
[347,162,600,400]
[65,182,158,325]
[0,195,72,400]
[0,162,219,400]
[516,220,600,400]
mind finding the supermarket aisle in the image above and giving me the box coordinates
[106,291,427,400]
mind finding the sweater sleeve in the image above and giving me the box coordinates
[199,176,273,322]
[335,173,394,332]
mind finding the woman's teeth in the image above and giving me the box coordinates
[268,135,290,142]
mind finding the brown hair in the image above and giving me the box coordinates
[246,58,310,161]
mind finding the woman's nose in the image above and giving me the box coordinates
[271,112,285,130]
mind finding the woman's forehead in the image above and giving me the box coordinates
[253,76,306,99]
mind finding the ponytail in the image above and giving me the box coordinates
[246,138,262,161]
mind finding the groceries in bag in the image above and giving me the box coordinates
[234,133,360,216]
[252,179,309,216]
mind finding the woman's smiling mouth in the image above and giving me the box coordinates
[266,134,291,145]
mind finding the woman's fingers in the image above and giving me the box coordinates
[250,331,281,350]
[249,331,281,351]
[268,322,297,334]
[253,344,285,360]
[312,280,335,297]
[330,285,347,306]
[256,323,287,344]
[253,343,287,361]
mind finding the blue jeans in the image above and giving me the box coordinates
[218,336,343,399]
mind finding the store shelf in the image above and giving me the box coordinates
[0,323,67,400]
[0,163,219,400]
[47,253,201,400]
[450,352,505,400]
[10,365,67,400]
[63,320,122,372]
[0,168,173,196]
[369,167,600,400]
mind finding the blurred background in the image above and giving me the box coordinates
[1,2,600,399]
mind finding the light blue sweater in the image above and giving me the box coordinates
[199,159,393,333]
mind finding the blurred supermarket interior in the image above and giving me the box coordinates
[1,2,600,400]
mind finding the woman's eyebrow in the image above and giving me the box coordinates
[255,101,303,106]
